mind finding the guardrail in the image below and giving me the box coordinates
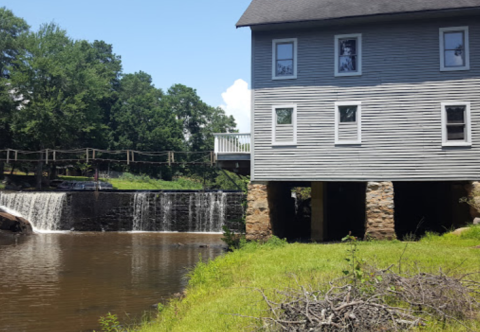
[213,133,251,154]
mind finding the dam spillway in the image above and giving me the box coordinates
[0,192,66,232]
[0,191,244,233]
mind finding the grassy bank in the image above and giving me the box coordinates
[58,175,204,190]
[2,172,232,191]
[131,228,480,332]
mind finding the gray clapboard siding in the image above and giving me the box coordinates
[251,15,480,182]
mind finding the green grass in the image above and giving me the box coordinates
[108,176,203,190]
[57,175,204,190]
[132,227,480,332]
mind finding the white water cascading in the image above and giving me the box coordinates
[0,192,66,232]
[132,192,228,232]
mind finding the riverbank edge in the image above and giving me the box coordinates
[128,226,480,332]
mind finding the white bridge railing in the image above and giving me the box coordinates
[214,133,251,154]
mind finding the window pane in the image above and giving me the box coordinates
[276,108,293,125]
[276,60,293,76]
[339,39,357,55]
[447,125,465,140]
[339,56,357,72]
[339,106,357,122]
[444,32,464,50]
[445,50,464,67]
[446,106,465,123]
[277,43,293,60]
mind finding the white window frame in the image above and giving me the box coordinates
[272,38,298,80]
[334,33,362,77]
[439,26,470,71]
[272,104,297,146]
[335,101,362,145]
[441,102,471,147]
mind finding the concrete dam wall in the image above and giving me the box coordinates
[0,191,245,232]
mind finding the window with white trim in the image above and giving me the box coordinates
[272,104,297,145]
[334,34,362,76]
[335,102,361,144]
[272,38,297,80]
[440,27,470,71]
[441,102,471,146]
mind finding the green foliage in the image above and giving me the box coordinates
[294,187,311,201]
[341,233,363,285]
[221,225,244,250]
[109,72,183,155]
[459,224,480,240]
[0,7,29,151]
[98,312,121,332]
[8,23,121,150]
[220,174,248,249]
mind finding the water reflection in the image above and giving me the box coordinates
[0,232,224,332]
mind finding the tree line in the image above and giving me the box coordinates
[0,7,239,186]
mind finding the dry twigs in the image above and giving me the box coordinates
[257,268,480,331]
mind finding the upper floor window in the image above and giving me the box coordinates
[272,38,297,80]
[440,27,470,71]
[334,34,362,76]
[441,102,471,146]
[335,101,362,144]
[272,104,297,145]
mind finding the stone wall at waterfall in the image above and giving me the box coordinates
[0,191,245,232]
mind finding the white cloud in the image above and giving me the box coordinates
[220,79,251,133]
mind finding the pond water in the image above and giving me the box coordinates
[0,232,225,332]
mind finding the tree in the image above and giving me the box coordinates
[165,84,236,152]
[0,7,29,179]
[8,23,122,187]
[109,72,184,178]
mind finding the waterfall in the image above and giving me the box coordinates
[132,193,149,231]
[0,192,66,232]
[132,192,228,232]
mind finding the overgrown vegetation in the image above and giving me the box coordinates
[109,174,204,190]
[128,227,480,332]
[221,175,249,250]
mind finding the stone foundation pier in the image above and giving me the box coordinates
[365,181,396,240]
[245,183,271,241]
[245,182,294,241]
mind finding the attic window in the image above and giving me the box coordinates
[440,27,469,71]
[335,34,362,77]
[272,38,297,80]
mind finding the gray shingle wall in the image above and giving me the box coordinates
[251,16,480,182]
[238,0,480,27]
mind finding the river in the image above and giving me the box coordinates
[0,232,225,332]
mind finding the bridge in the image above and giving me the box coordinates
[0,133,252,174]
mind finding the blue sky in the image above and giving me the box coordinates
[3,0,253,131]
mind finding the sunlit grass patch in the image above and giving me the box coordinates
[132,230,480,332]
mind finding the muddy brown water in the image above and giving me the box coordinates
[0,232,225,332]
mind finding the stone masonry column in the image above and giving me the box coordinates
[245,183,272,241]
[465,181,480,220]
[365,181,396,240]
